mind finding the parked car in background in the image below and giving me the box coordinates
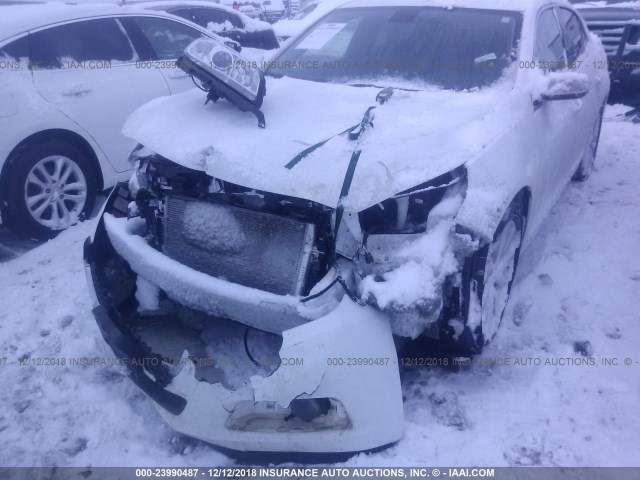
[273,0,346,41]
[86,0,609,454]
[0,3,234,238]
[138,0,279,50]
[238,2,261,19]
[572,0,640,101]
[284,0,299,15]
[261,0,286,23]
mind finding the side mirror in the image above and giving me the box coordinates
[533,72,589,107]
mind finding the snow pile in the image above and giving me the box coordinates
[241,15,276,34]
[206,20,235,33]
[182,201,246,254]
[135,276,160,311]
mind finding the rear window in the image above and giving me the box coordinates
[129,16,205,60]
[0,36,29,71]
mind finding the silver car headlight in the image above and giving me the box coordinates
[181,37,263,102]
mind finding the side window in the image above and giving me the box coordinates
[30,18,134,70]
[0,36,30,71]
[192,8,243,31]
[535,8,566,71]
[130,17,205,60]
[557,8,587,63]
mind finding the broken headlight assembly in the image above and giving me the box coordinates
[358,167,467,238]
[177,37,267,128]
[353,167,468,337]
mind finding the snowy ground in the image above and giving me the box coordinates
[0,106,639,467]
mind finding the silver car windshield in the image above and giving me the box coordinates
[267,6,523,90]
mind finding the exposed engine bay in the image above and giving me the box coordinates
[83,146,476,452]
[126,151,472,339]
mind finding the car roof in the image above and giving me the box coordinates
[129,0,240,14]
[335,0,571,14]
[0,2,191,41]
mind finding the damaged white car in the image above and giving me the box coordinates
[85,0,609,453]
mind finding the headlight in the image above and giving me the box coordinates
[353,168,468,338]
[358,166,467,237]
[356,167,467,281]
[183,38,261,100]
[177,37,266,127]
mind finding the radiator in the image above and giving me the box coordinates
[163,196,316,296]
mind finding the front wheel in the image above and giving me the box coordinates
[4,139,96,239]
[442,199,526,354]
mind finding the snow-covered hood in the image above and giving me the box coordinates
[124,76,515,211]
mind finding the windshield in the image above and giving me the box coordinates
[266,6,522,90]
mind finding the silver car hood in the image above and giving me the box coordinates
[124,76,512,211]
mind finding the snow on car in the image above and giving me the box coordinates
[85,0,610,453]
[135,0,280,50]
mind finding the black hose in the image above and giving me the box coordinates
[243,327,261,367]
[300,276,340,303]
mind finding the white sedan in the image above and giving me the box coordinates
[0,3,227,238]
[86,0,609,454]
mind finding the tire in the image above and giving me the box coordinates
[4,139,97,239]
[572,105,604,182]
[441,197,526,354]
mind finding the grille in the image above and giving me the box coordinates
[163,196,316,296]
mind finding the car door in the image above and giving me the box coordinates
[535,9,579,175]
[121,16,208,95]
[556,6,598,177]
[0,35,32,119]
[525,7,580,235]
[30,17,170,174]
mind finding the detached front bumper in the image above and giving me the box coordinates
[84,184,404,453]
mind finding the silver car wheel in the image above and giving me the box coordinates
[24,155,88,230]
[481,220,521,342]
